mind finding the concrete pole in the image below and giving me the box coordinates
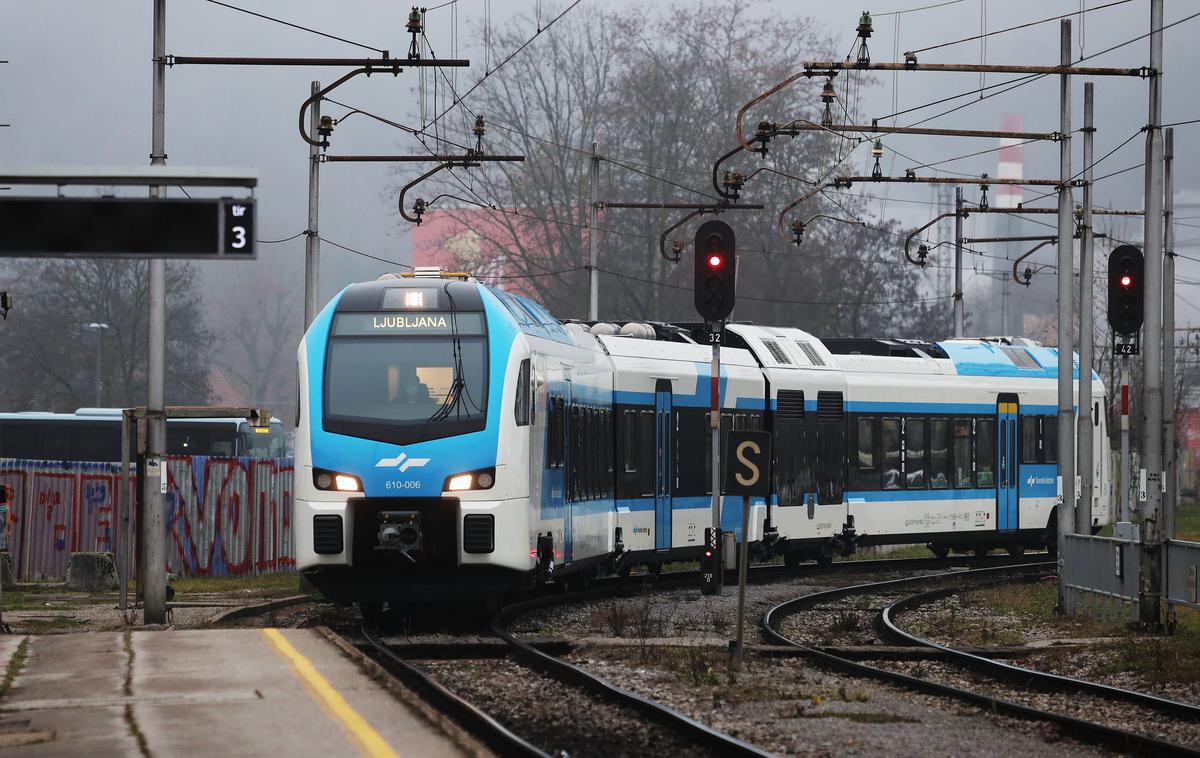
[954,188,964,338]
[1163,127,1176,539]
[588,141,599,321]
[304,81,322,326]
[1139,0,1164,629]
[143,0,168,625]
[1055,20,1075,591]
[1077,82,1095,534]
[710,338,723,595]
[93,327,103,407]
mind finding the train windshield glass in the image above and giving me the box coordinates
[324,312,488,443]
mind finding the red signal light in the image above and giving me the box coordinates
[708,254,723,268]
[1120,274,1133,288]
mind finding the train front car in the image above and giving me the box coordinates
[294,275,533,608]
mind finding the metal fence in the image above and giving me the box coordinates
[0,457,294,581]
[1061,533,1142,622]
[1063,532,1200,620]
[1164,539,1200,610]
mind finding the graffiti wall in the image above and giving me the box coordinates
[0,457,293,581]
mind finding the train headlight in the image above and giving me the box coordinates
[443,467,495,492]
[313,469,362,492]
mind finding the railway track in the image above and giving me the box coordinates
[763,563,1200,756]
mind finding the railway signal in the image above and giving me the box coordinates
[693,220,736,322]
[1107,245,1144,337]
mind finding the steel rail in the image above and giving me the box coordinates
[881,583,1200,721]
[359,625,549,758]
[762,564,1197,757]
[490,592,774,757]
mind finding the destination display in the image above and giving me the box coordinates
[331,311,486,337]
[0,196,255,259]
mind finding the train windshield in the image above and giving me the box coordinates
[323,311,489,444]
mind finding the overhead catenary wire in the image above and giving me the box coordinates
[905,0,1133,57]
[200,0,386,53]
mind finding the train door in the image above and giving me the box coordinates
[654,380,673,550]
[564,381,575,564]
[996,394,1019,530]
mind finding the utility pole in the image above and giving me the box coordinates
[1140,0,1165,629]
[304,80,321,326]
[1077,82,1095,534]
[1055,20,1075,591]
[143,0,168,625]
[1163,127,1176,539]
[588,141,599,321]
[954,188,963,338]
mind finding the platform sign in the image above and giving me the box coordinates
[723,430,771,497]
[0,196,255,259]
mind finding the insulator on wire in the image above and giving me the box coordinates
[1023,266,1033,286]
[413,197,427,224]
[407,7,423,60]
[473,115,486,153]
[317,115,334,138]
[791,220,805,246]
[856,11,873,67]
[979,174,990,211]
[917,243,929,266]
[904,168,916,180]
[871,139,883,179]
[820,78,836,128]
[722,171,745,200]
[904,51,917,68]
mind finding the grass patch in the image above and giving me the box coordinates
[0,638,28,699]
[1176,498,1200,542]
[170,573,301,597]
[797,710,919,724]
[16,617,88,633]
[836,544,930,562]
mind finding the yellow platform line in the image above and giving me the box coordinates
[261,628,400,758]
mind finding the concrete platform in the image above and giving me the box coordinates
[0,629,469,757]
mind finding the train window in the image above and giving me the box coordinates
[976,418,996,487]
[856,418,876,470]
[639,410,655,497]
[905,417,927,489]
[929,418,949,489]
[953,419,973,487]
[881,418,901,490]
[1020,416,1038,464]
[623,411,638,473]
[1043,416,1058,463]
[548,397,565,469]
[514,360,531,426]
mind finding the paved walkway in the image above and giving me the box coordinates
[0,629,468,757]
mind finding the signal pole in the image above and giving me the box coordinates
[304,81,321,326]
[588,141,599,321]
[1078,82,1095,533]
[1163,127,1176,539]
[1140,0,1165,628]
[1055,20,1075,597]
[954,188,963,338]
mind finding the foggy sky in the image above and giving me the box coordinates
[2,0,1198,331]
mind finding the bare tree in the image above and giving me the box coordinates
[409,2,947,338]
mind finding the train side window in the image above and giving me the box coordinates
[905,417,927,489]
[856,417,876,470]
[976,418,996,487]
[639,410,655,497]
[623,411,638,473]
[953,419,973,487]
[1043,416,1058,463]
[1020,416,1038,464]
[514,359,530,426]
[929,418,949,489]
[881,418,901,490]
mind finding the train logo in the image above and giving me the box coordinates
[375,453,431,472]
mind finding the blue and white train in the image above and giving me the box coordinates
[294,270,1111,607]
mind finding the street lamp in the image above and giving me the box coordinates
[84,322,109,407]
